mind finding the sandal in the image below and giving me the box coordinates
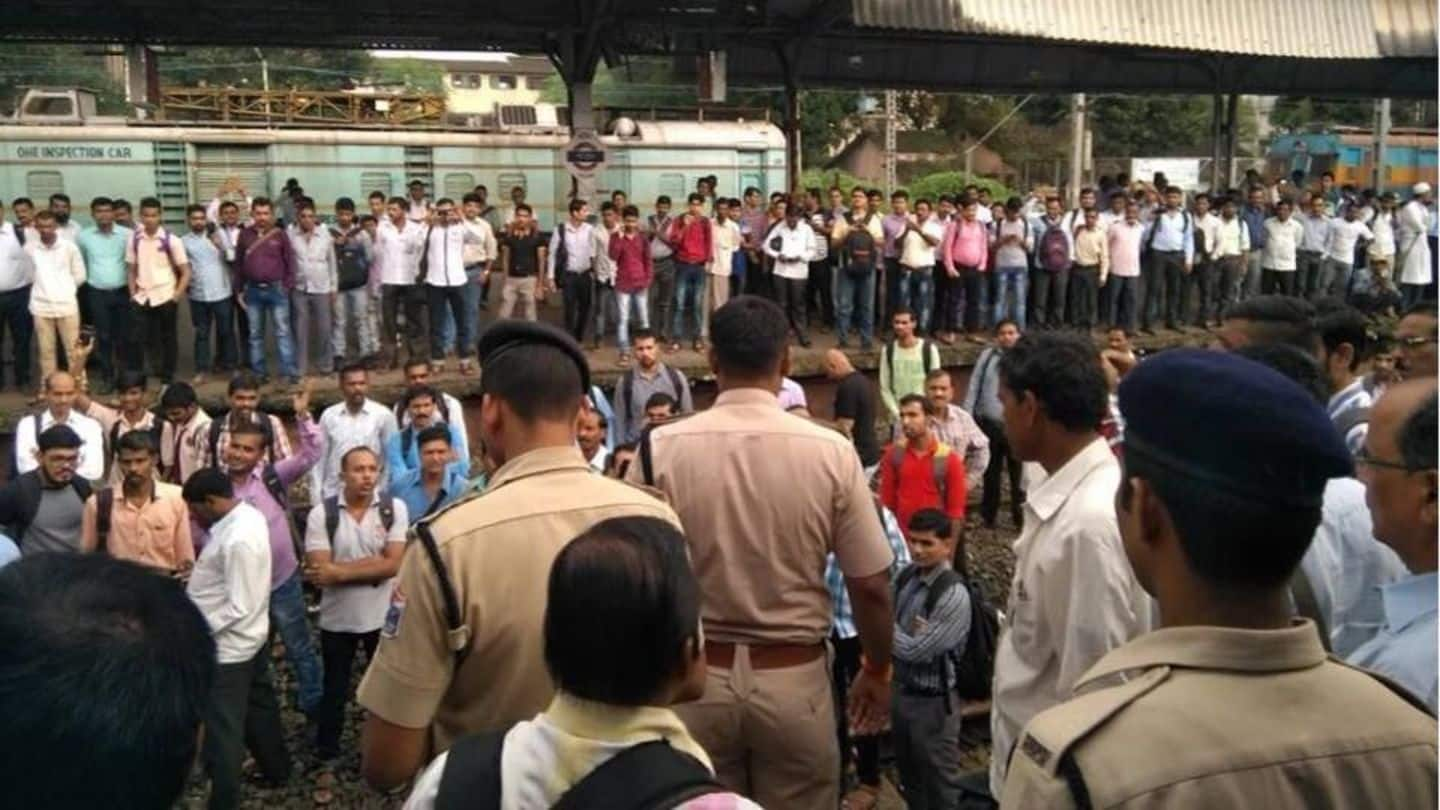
[312,769,335,805]
[459,360,475,376]
[668,342,681,353]
[841,784,879,810]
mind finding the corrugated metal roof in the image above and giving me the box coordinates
[851,0,1437,59]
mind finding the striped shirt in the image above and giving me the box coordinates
[893,561,972,694]
[827,504,910,639]
[1327,377,1374,454]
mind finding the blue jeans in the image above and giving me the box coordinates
[269,570,322,714]
[992,266,1027,330]
[190,296,237,373]
[617,289,649,349]
[896,266,934,333]
[672,261,705,342]
[835,264,877,345]
[244,284,297,379]
[463,264,485,348]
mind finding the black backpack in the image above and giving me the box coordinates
[6,472,91,546]
[893,565,1000,704]
[620,366,685,427]
[884,339,936,391]
[434,730,724,810]
[843,213,879,277]
[321,494,396,548]
[336,227,370,291]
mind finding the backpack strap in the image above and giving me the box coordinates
[379,495,395,532]
[665,365,684,401]
[434,729,507,810]
[885,340,896,389]
[552,740,723,810]
[96,488,114,553]
[323,495,340,547]
[621,368,637,425]
[931,442,952,506]
[922,339,935,375]
[207,418,225,467]
[412,517,471,666]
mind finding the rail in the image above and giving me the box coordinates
[157,87,446,127]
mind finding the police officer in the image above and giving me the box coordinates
[1000,350,1438,809]
[356,320,681,791]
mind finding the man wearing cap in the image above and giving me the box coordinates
[1398,183,1434,310]
[356,319,681,792]
[627,296,895,810]
[1000,350,1437,809]
[405,180,431,224]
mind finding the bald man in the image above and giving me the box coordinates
[826,349,880,467]
[1349,378,1439,711]
[1395,303,1437,380]
[14,371,105,481]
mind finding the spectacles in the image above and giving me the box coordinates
[1397,335,1438,348]
[1353,446,1428,472]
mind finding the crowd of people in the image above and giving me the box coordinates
[0,163,1435,810]
[1,168,1433,398]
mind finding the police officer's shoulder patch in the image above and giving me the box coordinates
[381,582,406,639]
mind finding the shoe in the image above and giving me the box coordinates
[859,339,874,351]
[798,335,812,348]
[285,376,301,387]
[333,355,345,370]
[837,337,851,349]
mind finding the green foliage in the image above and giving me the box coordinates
[903,171,1014,204]
[0,45,127,115]
[162,50,444,93]
[800,168,869,195]
[1269,97,1372,131]
[1088,95,1213,157]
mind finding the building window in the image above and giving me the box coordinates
[658,173,686,201]
[498,172,527,198]
[491,75,518,90]
[26,171,64,201]
[444,173,475,199]
[361,172,393,197]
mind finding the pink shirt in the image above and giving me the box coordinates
[942,219,990,273]
[1107,220,1146,278]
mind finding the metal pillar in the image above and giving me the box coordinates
[123,45,151,118]
[1374,98,1392,192]
[1210,93,1224,191]
[1068,93,1085,206]
[884,90,897,196]
[1224,93,1240,188]
[784,87,802,193]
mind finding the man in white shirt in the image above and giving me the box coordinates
[288,201,338,377]
[0,201,32,393]
[1212,197,1252,322]
[25,211,86,392]
[374,197,428,369]
[984,331,1152,800]
[422,198,485,374]
[591,202,620,350]
[313,365,399,501]
[14,370,103,481]
[1298,195,1333,300]
[184,468,291,810]
[1322,203,1374,301]
[302,446,407,763]
[460,192,498,358]
[548,199,598,344]
[1185,193,1222,328]
[1397,183,1434,310]
[123,198,191,386]
[1140,186,1194,333]
[1262,199,1308,297]
[707,199,743,338]
[405,179,431,224]
[898,198,945,336]
[763,200,816,348]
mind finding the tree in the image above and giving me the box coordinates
[161,49,444,92]
[0,45,126,115]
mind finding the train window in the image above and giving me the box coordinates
[26,171,64,201]
[498,172,527,197]
[22,95,73,117]
[361,173,393,197]
[491,75,518,90]
[444,173,475,199]
[658,173,687,201]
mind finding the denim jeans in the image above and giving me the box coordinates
[427,283,471,359]
[835,264,876,346]
[269,570,322,715]
[896,266,934,333]
[672,261,705,342]
[190,296,237,373]
[290,290,334,375]
[0,285,33,389]
[992,265,1027,330]
[1108,276,1139,333]
[617,289,649,349]
[593,281,617,344]
[244,284,297,379]
[87,285,130,386]
[332,287,377,361]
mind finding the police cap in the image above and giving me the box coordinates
[475,319,591,393]
[1118,349,1351,508]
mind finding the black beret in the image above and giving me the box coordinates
[475,319,590,393]
[1118,349,1351,508]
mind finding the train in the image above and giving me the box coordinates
[1265,126,1438,192]
[0,88,787,228]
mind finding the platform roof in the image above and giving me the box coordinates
[10,0,1437,97]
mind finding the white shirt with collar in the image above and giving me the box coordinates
[375,219,426,286]
[313,398,399,500]
[14,408,105,481]
[1262,217,1307,271]
[406,197,431,223]
[0,222,31,292]
[1193,211,1221,261]
[763,220,816,280]
[989,437,1154,795]
[25,237,86,317]
[462,217,498,267]
[1212,216,1251,258]
[424,222,482,287]
[547,220,597,280]
[187,502,271,664]
[1326,218,1374,265]
[303,492,409,633]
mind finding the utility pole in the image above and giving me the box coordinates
[884,89,897,196]
[254,48,271,128]
[1068,93,1086,207]
[1373,98,1392,192]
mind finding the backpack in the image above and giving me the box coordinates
[620,366,685,428]
[887,439,953,505]
[884,339,936,394]
[1144,210,1192,255]
[843,214,878,278]
[335,228,370,291]
[434,729,724,810]
[207,415,274,468]
[321,494,396,547]
[7,471,91,547]
[1038,220,1071,272]
[893,564,1000,703]
[130,228,174,266]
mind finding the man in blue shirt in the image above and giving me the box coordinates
[1140,186,1195,334]
[182,204,237,384]
[1241,186,1270,302]
[75,196,133,392]
[1349,378,1438,712]
[391,423,470,525]
[386,384,468,482]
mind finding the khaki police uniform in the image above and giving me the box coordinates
[1000,621,1438,809]
[626,387,893,810]
[356,446,680,755]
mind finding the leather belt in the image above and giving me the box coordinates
[704,641,824,670]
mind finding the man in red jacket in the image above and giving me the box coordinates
[881,393,967,542]
[667,193,714,352]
